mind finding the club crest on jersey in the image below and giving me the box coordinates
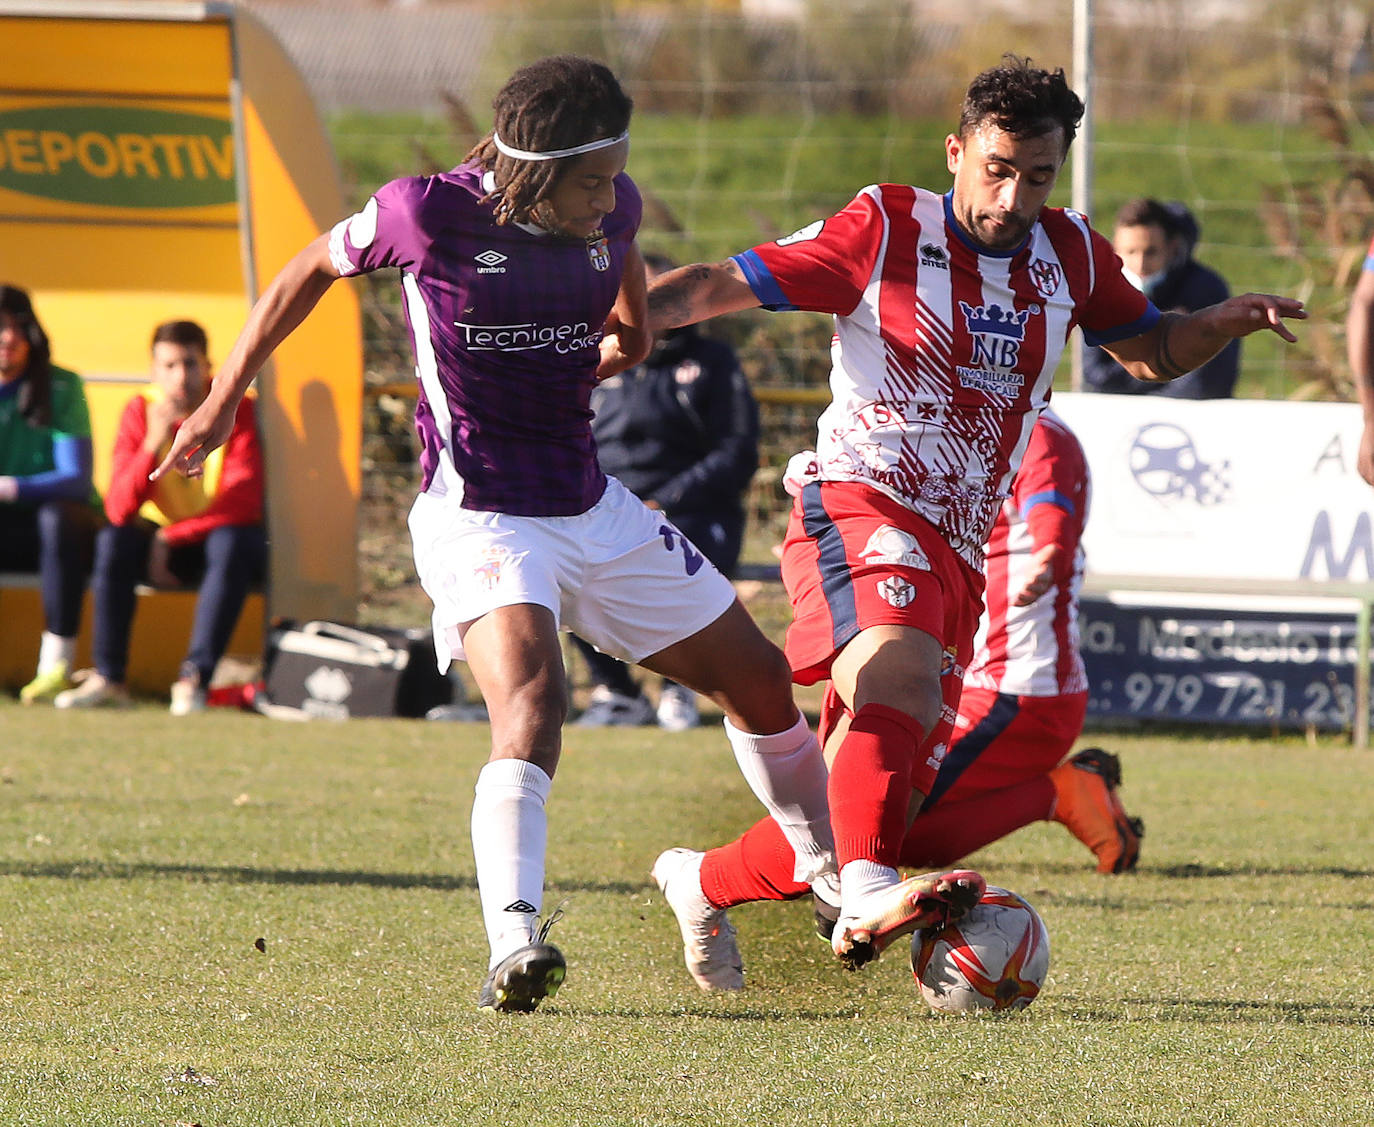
[876,576,916,608]
[1029,258,1062,298]
[860,525,930,570]
[587,231,611,272]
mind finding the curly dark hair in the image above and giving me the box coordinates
[0,284,54,428]
[959,55,1084,154]
[465,55,633,227]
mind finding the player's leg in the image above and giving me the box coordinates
[899,687,1069,868]
[460,602,570,1011]
[642,600,835,881]
[823,622,984,964]
[643,606,834,992]
[573,480,834,885]
[778,483,985,966]
[570,481,832,991]
[408,495,575,1012]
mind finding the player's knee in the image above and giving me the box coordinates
[709,640,797,732]
[854,671,943,736]
[487,674,567,761]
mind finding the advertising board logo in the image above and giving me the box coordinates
[1128,422,1230,505]
[0,104,235,208]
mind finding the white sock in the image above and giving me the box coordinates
[37,632,75,673]
[811,870,841,910]
[839,859,900,916]
[471,758,552,968]
[724,710,836,884]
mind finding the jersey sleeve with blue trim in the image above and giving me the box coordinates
[731,189,887,316]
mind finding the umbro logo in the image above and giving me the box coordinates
[503,899,538,914]
[475,249,508,274]
[919,242,948,268]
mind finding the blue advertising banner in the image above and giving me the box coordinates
[1080,595,1365,732]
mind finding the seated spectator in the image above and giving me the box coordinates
[0,285,103,703]
[1081,198,1238,398]
[56,320,266,713]
[571,253,760,731]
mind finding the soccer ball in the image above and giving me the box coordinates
[910,886,1050,1014]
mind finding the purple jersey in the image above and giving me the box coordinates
[329,163,643,516]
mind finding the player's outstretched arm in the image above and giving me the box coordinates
[151,234,340,480]
[1347,269,1374,487]
[1105,293,1307,385]
[646,260,761,335]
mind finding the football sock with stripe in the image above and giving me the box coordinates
[471,758,552,968]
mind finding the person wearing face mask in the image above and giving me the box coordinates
[1081,197,1238,398]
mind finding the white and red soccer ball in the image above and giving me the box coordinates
[910,886,1050,1014]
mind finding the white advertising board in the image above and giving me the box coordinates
[1051,391,1373,585]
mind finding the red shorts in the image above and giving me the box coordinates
[926,685,1089,807]
[780,481,985,687]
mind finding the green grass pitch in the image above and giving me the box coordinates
[1,700,1371,1125]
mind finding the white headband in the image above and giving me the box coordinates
[491,130,629,162]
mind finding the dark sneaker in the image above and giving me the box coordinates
[1050,748,1144,874]
[477,915,566,1013]
[812,892,840,942]
[832,869,985,970]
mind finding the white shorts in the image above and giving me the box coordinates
[408,476,738,669]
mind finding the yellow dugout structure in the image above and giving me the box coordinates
[0,0,361,691]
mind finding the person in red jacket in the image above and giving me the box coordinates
[56,320,265,713]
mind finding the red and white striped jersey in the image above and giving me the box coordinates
[734,184,1153,569]
[965,407,1089,697]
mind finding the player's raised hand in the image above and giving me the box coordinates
[1204,293,1307,343]
[1012,543,1061,607]
[150,396,237,481]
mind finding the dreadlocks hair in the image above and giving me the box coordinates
[465,55,633,227]
[0,285,54,428]
[959,55,1085,156]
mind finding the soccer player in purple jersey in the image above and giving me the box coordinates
[152,55,835,1013]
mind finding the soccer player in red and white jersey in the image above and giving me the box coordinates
[638,56,1305,989]
[1349,236,1374,486]
[896,407,1144,879]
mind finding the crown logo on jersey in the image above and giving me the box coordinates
[958,301,1030,340]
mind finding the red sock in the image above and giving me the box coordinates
[699,816,809,908]
[828,702,925,869]
[900,777,1056,869]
